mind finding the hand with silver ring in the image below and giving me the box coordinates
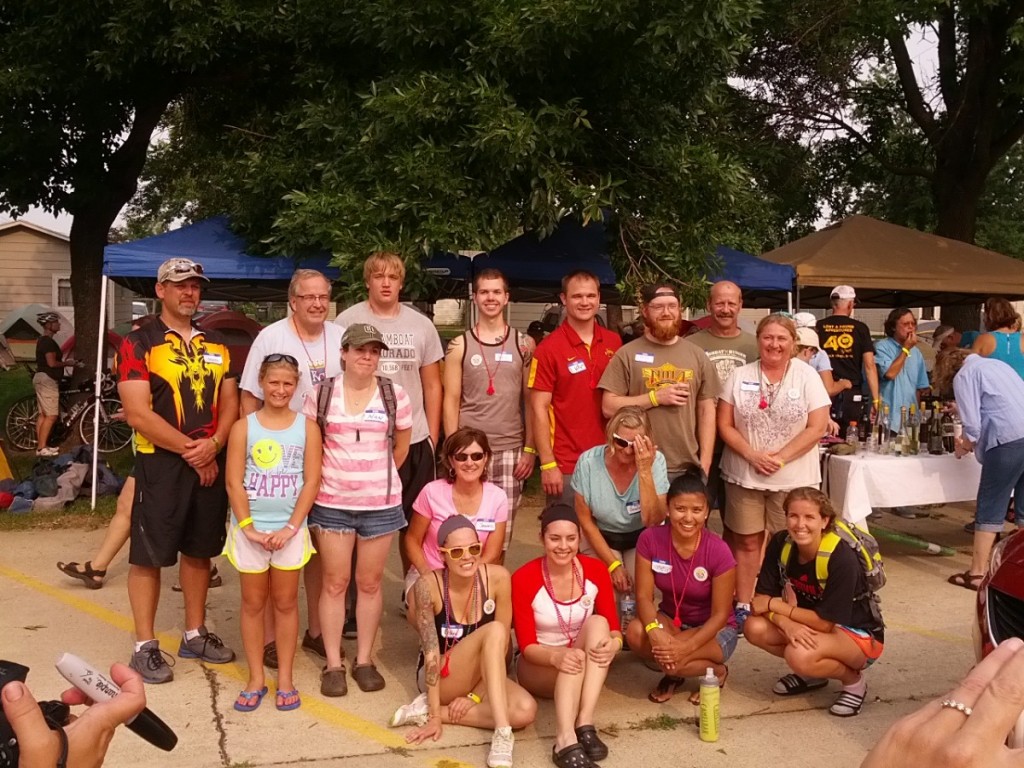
[862,637,1024,767]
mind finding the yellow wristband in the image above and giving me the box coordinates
[644,620,663,634]
[523,446,538,455]
[466,692,482,704]
[614,636,624,650]
[608,560,623,574]
[540,461,559,471]
[902,347,911,356]
[648,389,659,407]
[768,611,776,623]
[777,459,786,468]
[238,517,254,529]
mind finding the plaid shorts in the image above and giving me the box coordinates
[488,448,524,550]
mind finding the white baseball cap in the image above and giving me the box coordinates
[796,327,821,349]
[830,285,856,301]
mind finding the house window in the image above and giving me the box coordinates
[53,275,73,310]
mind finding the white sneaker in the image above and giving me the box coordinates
[36,447,58,457]
[487,726,514,768]
[389,692,429,727]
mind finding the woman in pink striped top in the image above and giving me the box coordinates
[303,324,413,697]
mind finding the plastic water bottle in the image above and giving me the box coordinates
[620,590,636,628]
[699,667,720,742]
[846,421,860,452]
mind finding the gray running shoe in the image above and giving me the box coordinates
[129,640,174,684]
[178,625,235,663]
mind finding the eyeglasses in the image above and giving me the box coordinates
[612,434,635,449]
[452,451,486,463]
[295,294,330,304]
[440,542,483,561]
[263,353,299,365]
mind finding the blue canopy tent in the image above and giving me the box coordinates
[423,221,795,306]
[103,216,342,302]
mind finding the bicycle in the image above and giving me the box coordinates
[4,365,133,453]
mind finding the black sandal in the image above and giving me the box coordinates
[575,725,608,761]
[56,561,106,589]
[552,743,593,768]
[647,675,686,704]
[947,571,984,591]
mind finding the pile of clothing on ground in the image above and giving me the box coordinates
[0,445,123,514]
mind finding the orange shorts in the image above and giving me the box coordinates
[838,625,884,668]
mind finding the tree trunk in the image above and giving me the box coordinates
[933,163,985,333]
[66,93,174,380]
[605,303,624,335]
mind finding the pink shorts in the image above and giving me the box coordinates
[222,521,316,574]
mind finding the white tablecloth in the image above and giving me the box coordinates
[825,451,982,524]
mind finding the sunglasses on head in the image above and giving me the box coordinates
[452,451,486,463]
[263,353,299,365]
[169,262,204,275]
[440,542,483,561]
[612,434,635,449]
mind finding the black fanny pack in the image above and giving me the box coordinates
[598,527,643,552]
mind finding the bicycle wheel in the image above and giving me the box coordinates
[79,398,133,453]
[5,395,39,450]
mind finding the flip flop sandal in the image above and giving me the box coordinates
[829,689,866,717]
[647,675,686,704]
[57,560,106,589]
[275,689,301,711]
[772,674,828,696]
[551,743,593,768]
[233,686,269,712]
[947,571,983,591]
[574,725,608,761]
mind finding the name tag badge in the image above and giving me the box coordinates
[652,559,673,574]
[635,353,655,364]
[693,567,709,582]
[625,501,641,515]
[203,353,223,365]
[495,352,514,363]
[441,624,464,639]
[363,409,388,423]
[788,388,801,400]
[475,519,497,532]
[740,381,760,392]
[568,359,587,375]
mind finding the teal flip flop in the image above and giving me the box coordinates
[233,686,269,712]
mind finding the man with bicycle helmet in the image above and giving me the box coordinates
[34,311,65,456]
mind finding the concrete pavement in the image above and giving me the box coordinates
[0,503,984,768]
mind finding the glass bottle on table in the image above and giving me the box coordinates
[893,407,908,456]
[918,400,931,449]
[908,404,921,455]
[942,405,957,454]
[846,421,860,452]
[928,400,945,454]
[877,405,892,454]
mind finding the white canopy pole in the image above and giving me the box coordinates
[90,276,108,510]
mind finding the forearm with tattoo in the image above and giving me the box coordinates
[414,577,441,687]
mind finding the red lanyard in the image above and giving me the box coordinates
[476,325,508,396]
[542,558,585,646]
[667,530,703,628]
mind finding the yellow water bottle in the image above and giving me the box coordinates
[699,666,720,742]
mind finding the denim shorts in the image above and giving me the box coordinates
[681,623,740,662]
[976,437,1024,533]
[308,503,407,540]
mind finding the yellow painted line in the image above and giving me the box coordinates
[0,562,411,751]
[886,620,971,646]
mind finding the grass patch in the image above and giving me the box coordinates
[629,714,687,731]
[0,366,34,427]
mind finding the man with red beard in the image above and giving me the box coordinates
[599,283,718,480]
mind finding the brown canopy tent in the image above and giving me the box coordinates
[759,215,1024,308]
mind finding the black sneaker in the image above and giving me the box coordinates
[129,640,175,684]
[178,625,235,663]
[342,616,357,640]
[302,630,345,662]
[263,641,278,670]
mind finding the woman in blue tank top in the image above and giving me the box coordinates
[972,297,1024,379]
[224,354,322,713]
